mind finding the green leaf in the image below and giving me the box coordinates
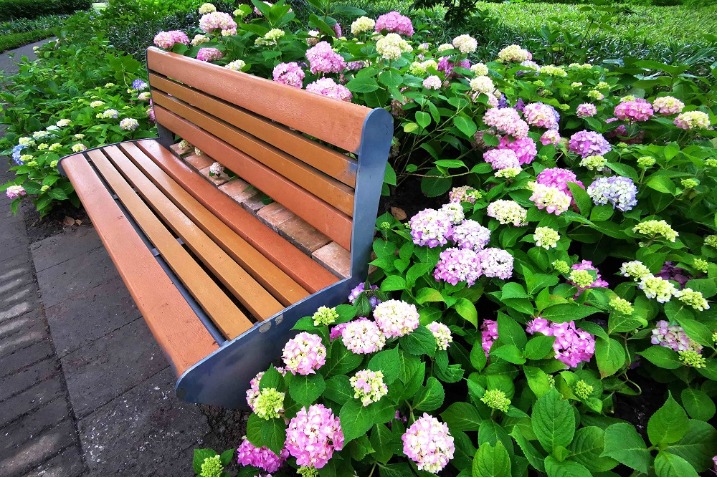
[590,204,613,222]
[511,425,546,472]
[524,335,556,360]
[455,298,478,327]
[654,451,698,477]
[441,402,483,432]
[568,182,592,215]
[48,188,68,200]
[569,426,618,472]
[638,345,683,369]
[379,70,403,88]
[415,111,431,129]
[453,114,477,138]
[491,344,526,364]
[377,463,413,476]
[595,337,626,378]
[681,389,716,421]
[324,340,363,377]
[675,317,714,346]
[542,304,601,323]
[647,392,690,446]
[219,448,234,466]
[472,441,511,477]
[544,457,592,477]
[367,346,401,384]
[470,341,488,371]
[478,419,514,454]
[664,419,717,472]
[340,399,376,443]
[258,365,283,390]
[399,325,437,357]
[370,424,396,464]
[346,76,379,93]
[646,174,677,195]
[416,287,444,305]
[246,415,286,455]
[413,377,445,411]
[380,275,406,291]
[323,375,353,405]
[288,374,325,407]
[497,313,527,349]
[532,389,575,452]
[602,423,650,473]
[523,366,552,398]
[193,449,217,475]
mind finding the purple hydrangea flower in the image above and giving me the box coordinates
[483,148,520,170]
[481,319,498,355]
[272,62,305,88]
[586,176,638,211]
[409,208,453,248]
[448,219,491,251]
[498,135,537,165]
[433,247,482,286]
[477,248,513,280]
[348,282,381,308]
[523,102,560,129]
[568,130,611,158]
[375,11,414,36]
[526,318,595,367]
[656,261,690,287]
[237,438,288,473]
[614,98,653,122]
[306,41,346,74]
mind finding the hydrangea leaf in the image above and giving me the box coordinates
[472,441,511,477]
[647,392,690,446]
[531,388,575,452]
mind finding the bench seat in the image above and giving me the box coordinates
[58,47,393,409]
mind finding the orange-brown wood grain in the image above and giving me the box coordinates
[61,153,219,375]
[136,139,340,292]
[147,47,370,153]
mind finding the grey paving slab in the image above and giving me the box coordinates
[78,367,210,477]
[0,339,54,378]
[0,217,27,242]
[27,444,86,477]
[149,444,200,477]
[44,275,139,358]
[0,310,36,339]
[0,399,69,459]
[30,225,103,273]
[60,318,169,419]
[0,290,40,322]
[0,419,77,476]
[0,241,29,263]
[0,316,48,358]
[0,255,35,298]
[0,357,59,402]
[0,377,65,427]
[35,245,118,309]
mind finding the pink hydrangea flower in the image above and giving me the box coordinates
[481,319,498,355]
[483,148,520,171]
[282,332,326,375]
[285,404,344,469]
[422,75,442,90]
[540,129,561,146]
[196,47,223,62]
[652,96,685,115]
[409,208,453,248]
[375,11,414,36]
[526,318,595,367]
[237,438,288,473]
[523,102,560,129]
[199,11,237,33]
[433,247,482,286]
[306,78,352,102]
[614,98,653,122]
[651,320,702,353]
[530,183,571,215]
[483,108,529,139]
[373,300,420,339]
[568,130,611,157]
[342,318,386,353]
[536,167,583,197]
[437,57,470,78]
[272,62,305,88]
[246,370,263,411]
[5,185,26,199]
[448,219,491,251]
[498,135,537,164]
[477,248,513,279]
[348,282,381,309]
[329,322,349,341]
[570,260,608,291]
[306,41,346,74]
[576,103,597,118]
[153,30,189,49]
[403,414,454,473]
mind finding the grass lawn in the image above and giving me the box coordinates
[0,15,68,53]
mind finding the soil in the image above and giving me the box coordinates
[379,175,445,220]
[21,200,90,244]
[611,372,666,436]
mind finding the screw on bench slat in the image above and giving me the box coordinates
[151,247,160,257]
[176,237,185,246]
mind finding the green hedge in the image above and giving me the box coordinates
[0,0,90,21]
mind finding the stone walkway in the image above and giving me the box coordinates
[0,41,231,477]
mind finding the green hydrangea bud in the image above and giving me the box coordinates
[693,258,709,274]
[199,455,223,477]
[312,306,338,326]
[569,269,595,288]
[481,389,511,413]
[681,178,699,189]
[706,235,717,249]
[609,296,634,315]
[552,260,570,275]
[633,220,679,242]
[254,388,285,420]
[27,161,38,168]
[41,185,50,192]
[580,155,607,171]
[675,288,710,311]
[574,380,594,400]
[678,350,706,368]
[705,158,717,168]
[712,332,717,344]
[637,156,656,168]
[379,221,392,231]
[50,160,58,168]
[298,466,319,477]
[533,80,545,88]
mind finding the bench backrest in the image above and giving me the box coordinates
[146,47,393,278]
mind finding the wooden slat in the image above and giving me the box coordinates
[102,145,285,320]
[61,153,219,375]
[153,106,354,251]
[152,90,355,217]
[136,139,340,292]
[147,47,370,153]
[118,141,310,306]
[149,73,357,188]
[85,148,254,339]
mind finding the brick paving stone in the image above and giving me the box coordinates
[78,368,210,476]
[0,312,47,358]
[184,153,212,170]
[0,357,59,402]
[240,193,266,213]
[219,178,258,204]
[0,420,77,476]
[169,142,190,157]
[60,318,168,419]
[277,215,331,254]
[0,399,70,458]
[30,225,103,273]
[27,444,86,477]
[44,275,139,358]
[35,246,117,309]
[312,242,350,278]
[0,377,65,427]
[257,202,295,230]
[0,340,54,378]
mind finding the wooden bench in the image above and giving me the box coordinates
[58,47,393,409]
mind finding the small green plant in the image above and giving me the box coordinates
[192,448,234,477]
